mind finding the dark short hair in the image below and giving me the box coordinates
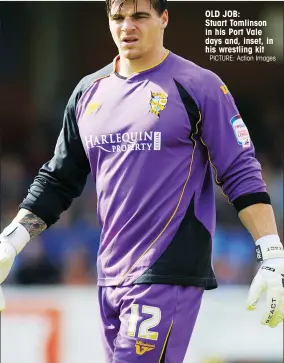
[106,0,167,16]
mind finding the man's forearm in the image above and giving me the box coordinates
[238,203,279,242]
[12,209,47,239]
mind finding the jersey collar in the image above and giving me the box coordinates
[113,49,170,79]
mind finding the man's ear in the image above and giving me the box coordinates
[161,10,168,29]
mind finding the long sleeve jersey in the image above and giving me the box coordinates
[20,51,269,289]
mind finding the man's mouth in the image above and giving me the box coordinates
[121,37,139,45]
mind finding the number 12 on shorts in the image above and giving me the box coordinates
[127,304,161,341]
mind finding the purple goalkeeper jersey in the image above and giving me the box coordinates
[75,51,266,287]
[21,51,267,289]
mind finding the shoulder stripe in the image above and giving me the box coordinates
[174,79,201,138]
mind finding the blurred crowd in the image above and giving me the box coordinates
[1,2,283,287]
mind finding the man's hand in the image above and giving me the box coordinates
[0,222,30,285]
[247,258,284,328]
[0,242,17,284]
[247,235,284,328]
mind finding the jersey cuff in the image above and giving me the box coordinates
[233,192,271,212]
[19,198,59,228]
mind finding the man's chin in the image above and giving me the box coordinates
[121,49,142,60]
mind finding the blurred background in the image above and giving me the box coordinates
[0,2,283,363]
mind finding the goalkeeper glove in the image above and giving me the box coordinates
[0,222,30,284]
[247,235,284,328]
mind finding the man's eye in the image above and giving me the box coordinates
[134,15,147,19]
[112,16,123,21]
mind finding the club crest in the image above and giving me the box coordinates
[149,91,168,117]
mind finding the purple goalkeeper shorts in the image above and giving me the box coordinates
[98,284,204,363]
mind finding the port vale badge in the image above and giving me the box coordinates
[149,91,168,117]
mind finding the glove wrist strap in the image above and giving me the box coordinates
[0,222,30,254]
[255,234,284,261]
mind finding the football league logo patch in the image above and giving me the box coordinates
[230,114,251,149]
[149,91,168,117]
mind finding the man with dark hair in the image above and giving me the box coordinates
[106,0,167,15]
[0,0,283,362]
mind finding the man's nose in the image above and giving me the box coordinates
[121,17,135,31]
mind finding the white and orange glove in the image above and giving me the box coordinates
[0,222,31,310]
[247,235,284,328]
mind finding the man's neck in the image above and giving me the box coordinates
[116,47,168,77]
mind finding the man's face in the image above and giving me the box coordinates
[109,0,168,60]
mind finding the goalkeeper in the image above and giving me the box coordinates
[1,0,284,362]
